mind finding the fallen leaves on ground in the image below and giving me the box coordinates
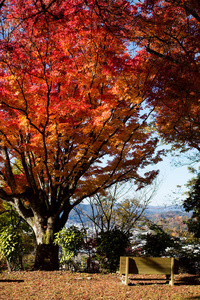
[0,271,200,300]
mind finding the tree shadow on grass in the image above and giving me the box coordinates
[126,275,200,286]
[176,275,200,286]
[0,279,24,283]
[185,297,200,300]
[127,278,175,286]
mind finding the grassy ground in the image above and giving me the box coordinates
[0,271,200,300]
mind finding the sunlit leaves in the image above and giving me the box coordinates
[0,1,161,254]
[131,0,200,152]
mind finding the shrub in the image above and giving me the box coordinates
[54,226,86,269]
[96,228,130,272]
[142,223,180,257]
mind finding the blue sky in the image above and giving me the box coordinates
[113,150,198,208]
[150,154,199,206]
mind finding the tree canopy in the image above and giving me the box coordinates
[2,0,199,270]
[0,0,161,269]
[130,0,200,153]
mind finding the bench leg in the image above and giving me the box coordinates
[125,257,129,286]
[170,258,174,286]
[166,274,170,284]
[166,275,174,286]
[170,275,174,286]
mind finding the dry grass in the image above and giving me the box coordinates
[0,271,200,300]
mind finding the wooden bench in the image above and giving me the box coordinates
[120,257,179,286]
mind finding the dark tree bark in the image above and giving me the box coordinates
[34,244,59,270]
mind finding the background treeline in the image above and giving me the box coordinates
[1,180,200,274]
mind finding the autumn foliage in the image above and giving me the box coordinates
[0,0,162,269]
[1,0,198,271]
[131,0,200,152]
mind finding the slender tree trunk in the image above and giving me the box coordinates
[19,255,24,270]
[6,258,12,272]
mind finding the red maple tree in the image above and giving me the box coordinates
[131,0,200,154]
[0,0,161,270]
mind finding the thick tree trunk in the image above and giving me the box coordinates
[34,244,59,271]
[32,215,60,270]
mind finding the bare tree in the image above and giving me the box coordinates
[74,182,158,236]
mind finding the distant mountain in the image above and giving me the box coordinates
[68,203,191,224]
[144,205,191,218]
[68,204,94,223]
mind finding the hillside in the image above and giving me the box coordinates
[144,205,191,220]
[68,204,191,225]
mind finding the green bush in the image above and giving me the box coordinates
[96,228,130,272]
[0,228,23,270]
[0,203,36,271]
[54,226,86,269]
[143,223,180,257]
